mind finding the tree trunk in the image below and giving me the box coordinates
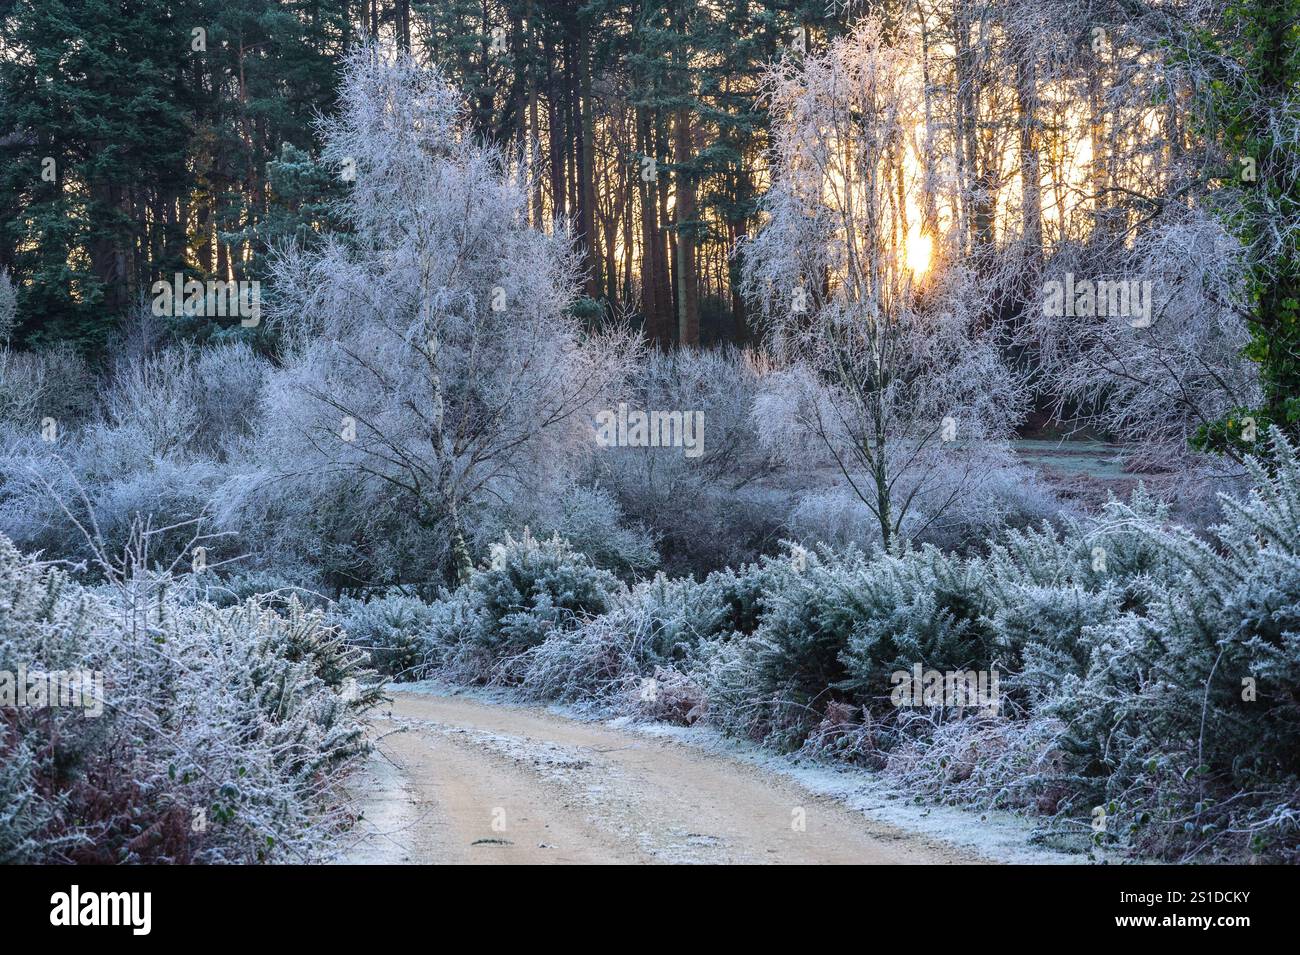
[637,107,670,346]
[1016,52,1042,269]
[577,17,599,300]
[397,0,411,50]
[673,106,699,346]
[88,181,129,314]
[544,32,565,219]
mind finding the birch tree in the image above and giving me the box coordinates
[239,47,634,587]
[742,19,1024,549]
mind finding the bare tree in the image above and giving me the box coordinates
[741,20,1025,549]
[251,47,636,586]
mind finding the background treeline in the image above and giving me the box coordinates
[8,0,1293,400]
[1,0,838,349]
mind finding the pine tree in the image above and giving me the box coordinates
[0,0,196,347]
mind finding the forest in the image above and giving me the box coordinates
[1,0,1298,866]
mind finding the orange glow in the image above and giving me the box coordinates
[905,228,933,277]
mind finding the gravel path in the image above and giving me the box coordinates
[338,690,986,865]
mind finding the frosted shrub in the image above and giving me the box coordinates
[519,614,708,722]
[216,467,448,597]
[618,566,779,658]
[837,547,998,709]
[624,665,708,725]
[786,458,1064,557]
[103,347,202,458]
[1039,431,1300,859]
[695,544,1000,751]
[189,343,269,457]
[100,341,268,466]
[535,485,659,577]
[517,569,745,710]
[0,429,78,556]
[882,714,1069,812]
[986,582,1123,707]
[469,483,658,578]
[73,451,225,564]
[0,535,376,863]
[0,343,268,572]
[419,587,488,675]
[700,560,790,639]
[786,491,879,552]
[607,575,706,661]
[905,459,1065,553]
[198,568,326,610]
[0,343,93,429]
[0,268,14,344]
[441,531,621,682]
[332,593,443,679]
[696,549,856,748]
[517,611,655,708]
[984,490,1175,610]
[0,430,228,572]
[594,347,784,575]
[0,726,53,862]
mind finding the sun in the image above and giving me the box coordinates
[904,229,933,278]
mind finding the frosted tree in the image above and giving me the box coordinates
[1030,209,1261,470]
[741,20,1024,549]
[241,47,635,585]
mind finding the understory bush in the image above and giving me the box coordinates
[467,531,620,659]
[515,562,780,709]
[331,593,443,678]
[361,531,624,684]
[0,536,377,863]
[0,343,263,571]
[468,484,659,579]
[593,348,787,576]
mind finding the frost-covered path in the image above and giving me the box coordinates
[337,690,985,865]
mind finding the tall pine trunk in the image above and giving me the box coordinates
[673,106,699,346]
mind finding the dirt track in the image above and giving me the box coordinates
[338,690,986,865]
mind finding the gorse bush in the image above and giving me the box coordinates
[393,531,625,684]
[837,547,997,706]
[1027,434,1300,858]
[696,545,997,749]
[515,564,777,708]
[472,531,621,656]
[697,550,857,746]
[0,535,376,863]
[331,593,443,679]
